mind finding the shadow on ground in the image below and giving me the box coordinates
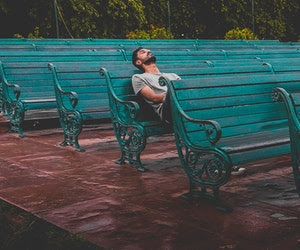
[0,199,103,250]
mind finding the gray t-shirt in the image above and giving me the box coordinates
[132,72,181,119]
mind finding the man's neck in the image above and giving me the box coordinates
[143,63,161,74]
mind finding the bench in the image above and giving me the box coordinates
[123,49,300,62]
[46,59,277,153]
[158,72,300,211]
[0,61,57,137]
[0,41,198,52]
[48,61,117,152]
[99,62,278,171]
[272,87,300,195]
[0,50,126,136]
[0,50,127,63]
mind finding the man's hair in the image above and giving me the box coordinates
[132,47,144,71]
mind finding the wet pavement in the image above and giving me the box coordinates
[0,114,300,249]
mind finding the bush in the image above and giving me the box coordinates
[126,25,174,39]
[225,28,258,40]
[13,33,23,38]
[28,27,43,39]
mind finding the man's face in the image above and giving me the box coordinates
[136,48,156,66]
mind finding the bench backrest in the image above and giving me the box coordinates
[48,61,116,119]
[0,51,126,109]
[0,50,127,62]
[0,61,55,101]
[163,73,300,147]
[99,62,279,124]
[123,49,300,62]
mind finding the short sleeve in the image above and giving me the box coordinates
[132,74,147,95]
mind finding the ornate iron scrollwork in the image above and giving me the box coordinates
[6,101,25,137]
[113,120,146,171]
[272,88,282,102]
[58,109,83,151]
[175,134,232,211]
[202,123,221,145]
[176,135,231,190]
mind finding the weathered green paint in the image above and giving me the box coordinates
[159,71,300,211]
[0,50,126,136]
[273,87,300,195]
[48,61,122,152]
[99,65,169,172]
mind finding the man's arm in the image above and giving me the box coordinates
[139,86,166,103]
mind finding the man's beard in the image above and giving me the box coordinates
[144,55,156,65]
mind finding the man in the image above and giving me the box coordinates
[131,47,246,176]
[131,47,180,124]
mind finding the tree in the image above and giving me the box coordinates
[0,0,299,40]
[0,0,147,38]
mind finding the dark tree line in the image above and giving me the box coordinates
[0,0,299,41]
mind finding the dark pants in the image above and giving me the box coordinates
[161,92,172,124]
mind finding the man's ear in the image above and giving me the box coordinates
[135,59,142,66]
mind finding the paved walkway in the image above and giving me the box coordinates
[0,115,299,249]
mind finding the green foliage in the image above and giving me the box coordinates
[127,30,150,39]
[13,33,23,38]
[126,25,174,39]
[0,0,299,40]
[28,27,43,38]
[225,28,258,40]
[94,0,147,38]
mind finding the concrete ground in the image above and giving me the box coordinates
[0,114,299,250]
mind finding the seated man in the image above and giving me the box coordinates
[131,47,246,176]
[131,47,180,124]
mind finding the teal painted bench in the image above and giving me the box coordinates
[0,50,126,136]
[0,61,57,136]
[272,86,300,195]
[99,62,277,172]
[123,49,300,62]
[159,72,300,211]
[47,60,275,153]
[0,50,127,63]
[48,61,116,152]
[0,41,197,52]
[0,50,127,112]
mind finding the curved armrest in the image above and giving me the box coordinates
[119,99,140,119]
[159,76,222,145]
[99,67,141,120]
[49,63,78,110]
[273,87,300,130]
[0,62,21,100]
[4,80,20,100]
[180,111,222,145]
[55,84,79,109]
[110,93,141,120]
[63,91,78,109]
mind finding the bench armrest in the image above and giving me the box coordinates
[99,67,140,120]
[0,62,20,100]
[116,98,140,120]
[159,76,222,145]
[179,109,222,145]
[48,63,78,109]
[60,90,78,109]
[4,81,20,100]
[273,87,300,131]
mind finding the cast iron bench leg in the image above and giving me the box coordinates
[181,182,233,212]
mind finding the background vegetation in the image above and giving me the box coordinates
[0,0,299,41]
